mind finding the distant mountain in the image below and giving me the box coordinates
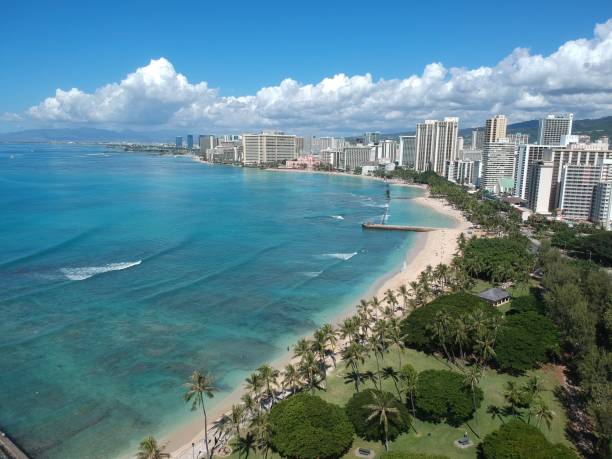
[0,127,175,143]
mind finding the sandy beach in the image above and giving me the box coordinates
[161,186,470,459]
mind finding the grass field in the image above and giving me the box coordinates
[226,285,572,459]
[317,347,569,459]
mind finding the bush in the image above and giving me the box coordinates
[414,370,482,426]
[508,292,546,315]
[381,452,449,459]
[494,311,559,373]
[461,235,534,283]
[269,393,354,459]
[345,389,411,443]
[401,293,496,352]
[480,420,578,458]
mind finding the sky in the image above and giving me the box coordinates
[1,0,612,134]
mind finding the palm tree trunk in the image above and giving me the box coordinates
[472,389,480,438]
[201,394,210,459]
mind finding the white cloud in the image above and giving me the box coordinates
[25,19,612,133]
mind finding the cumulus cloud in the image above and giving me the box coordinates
[25,19,612,132]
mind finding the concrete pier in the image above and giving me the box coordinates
[362,223,440,232]
[0,429,30,459]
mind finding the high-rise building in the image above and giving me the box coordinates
[364,132,381,145]
[481,140,516,193]
[399,135,416,168]
[559,159,612,221]
[549,146,612,212]
[484,115,507,144]
[527,156,554,214]
[514,144,554,201]
[312,137,345,153]
[175,136,183,148]
[187,135,194,149]
[591,182,612,229]
[457,136,464,154]
[373,139,398,163]
[414,117,459,176]
[242,132,298,164]
[342,146,372,171]
[538,114,573,145]
[507,133,529,145]
[471,129,484,149]
[198,135,216,155]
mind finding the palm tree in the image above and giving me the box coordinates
[384,289,399,311]
[370,296,383,318]
[244,372,263,402]
[281,363,301,394]
[240,393,257,416]
[365,391,401,451]
[408,280,424,309]
[343,342,366,392]
[463,365,482,438]
[532,397,554,430]
[387,318,407,369]
[249,410,272,459]
[399,364,418,421]
[430,310,451,361]
[339,317,359,344]
[504,381,523,418]
[397,284,410,312]
[257,364,279,403]
[453,318,469,361]
[486,404,506,424]
[299,350,320,394]
[234,432,256,459]
[321,323,338,367]
[312,329,329,387]
[184,371,218,459]
[293,338,311,361]
[382,366,403,401]
[229,404,245,438]
[135,436,169,459]
[474,332,496,368]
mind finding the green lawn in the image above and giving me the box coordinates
[317,347,569,459]
[227,288,572,459]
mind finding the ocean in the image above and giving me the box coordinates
[0,144,454,458]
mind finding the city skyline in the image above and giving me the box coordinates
[0,4,611,134]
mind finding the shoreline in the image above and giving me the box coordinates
[161,185,470,459]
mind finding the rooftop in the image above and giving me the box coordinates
[477,287,510,303]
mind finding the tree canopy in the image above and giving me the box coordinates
[480,420,578,459]
[401,292,496,353]
[460,235,534,284]
[268,393,354,459]
[414,369,482,426]
[345,389,411,443]
[494,311,559,373]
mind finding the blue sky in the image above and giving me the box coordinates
[1,0,612,133]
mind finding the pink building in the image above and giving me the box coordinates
[284,155,321,170]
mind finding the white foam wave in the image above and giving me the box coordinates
[60,260,142,281]
[323,252,357,261]
[331,215,344,220]
[302,271,323,278]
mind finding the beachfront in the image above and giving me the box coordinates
[164,184,471,459]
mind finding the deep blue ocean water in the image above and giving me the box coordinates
[0,144,454,458]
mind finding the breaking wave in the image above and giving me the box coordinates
[322,252,357,261]
[60,260,142,281]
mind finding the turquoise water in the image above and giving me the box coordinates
[0,144,454,458]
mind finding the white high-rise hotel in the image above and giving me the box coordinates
[242,133,298,164]
[414,117,459,176]
[538,114,573,145]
